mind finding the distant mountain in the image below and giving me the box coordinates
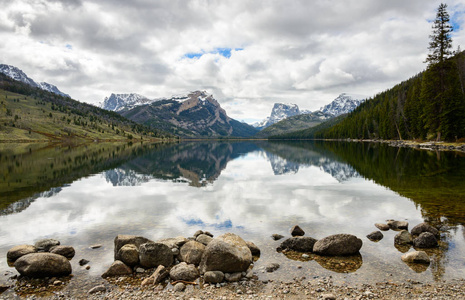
[255,111,332,138]
[0,64,70,98]
[100,93,156,112]
[253,103,304,129]
[320,93,365,117]
[117,91,258,138]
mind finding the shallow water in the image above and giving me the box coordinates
[1,140,465,296]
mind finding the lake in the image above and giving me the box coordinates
[1,140,465,297]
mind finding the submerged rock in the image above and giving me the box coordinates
[14,253,71,278]
[313,234,362,256]
[246,241,261,256]
[411,223,439,237]
[271,234,284,241]
[394,230,413,245]
[366,231,383,241]
[375,223,390,231]
[265,263,280,272]
[401,251,430,264]
[277,236,317,252]
[413,232,438,248]
[387,220,408,230]
[291,225,305,237]
[199,233,252,274]
[7,245,37,262]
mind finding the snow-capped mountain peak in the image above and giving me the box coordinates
[0,64,70,98]
[100,93,154,112]
[320,93,365,117]
[254,103,302,129]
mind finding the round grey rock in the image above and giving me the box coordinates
[411,223,439,237]
[179,241,205,265]
[173,282,186,292]
[313,234,362,256]
[14,253,71,278]
[277,236,317,252]
[169,262,199,281]
[117,244,139,267]
[196,234,213,246]
[366,231,383,241]
[394,230,413,245]
[199,233,252,274]
[413,232,438,248]
[49,246,75,259]
[225,272,242,282]
[34,239,60,252]
[7,245,37,262]
[204,271,224,283]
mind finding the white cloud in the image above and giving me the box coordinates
[1,0,465,122]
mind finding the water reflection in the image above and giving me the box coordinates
[1,140,465,288]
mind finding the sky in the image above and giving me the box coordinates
[1,0,465,123]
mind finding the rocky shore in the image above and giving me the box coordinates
[2,222,463,299]
[335,138,465,152]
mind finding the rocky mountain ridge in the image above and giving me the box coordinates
[320,93,365,116]
[0,64,70,98]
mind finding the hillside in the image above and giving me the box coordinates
[0,73,172,141]
[312,51,465,141]
[119,91,258,138]
[255,111,332,138]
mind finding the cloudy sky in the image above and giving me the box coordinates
[1,0,465,123]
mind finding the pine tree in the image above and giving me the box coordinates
[426,3,453,66]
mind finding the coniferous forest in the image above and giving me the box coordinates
[273,4,465,142]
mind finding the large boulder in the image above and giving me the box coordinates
[102,260,132,278]
[277,237,317,252]
[313,234,362,256]
[413,232,438,248]
[199,233,252,274]
[114,235,152,260]
[49,246,75,259]
[394,230,413,245]
[178,241,205,265]
[117,244,139,267]
[7,245,37,262]
[34,239,60,252]
[139,242,173,268]
[411,223,439,237]
[169,262,199,281]
[14,253,71,278]
[401,251,430,264]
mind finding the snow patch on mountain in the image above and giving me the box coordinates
[100,93,155,112]
[320,93,365,117]
[0,64,70,98]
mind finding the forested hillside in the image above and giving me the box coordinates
[0,73,172,141]
[314,51,465,142]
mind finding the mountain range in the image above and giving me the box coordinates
[101,91,258,138]
[0,64,70,98]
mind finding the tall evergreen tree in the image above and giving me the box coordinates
[426,3,453,66]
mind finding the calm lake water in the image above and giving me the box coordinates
[1,140,465,296]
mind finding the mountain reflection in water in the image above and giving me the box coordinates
[1,140,465,285]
